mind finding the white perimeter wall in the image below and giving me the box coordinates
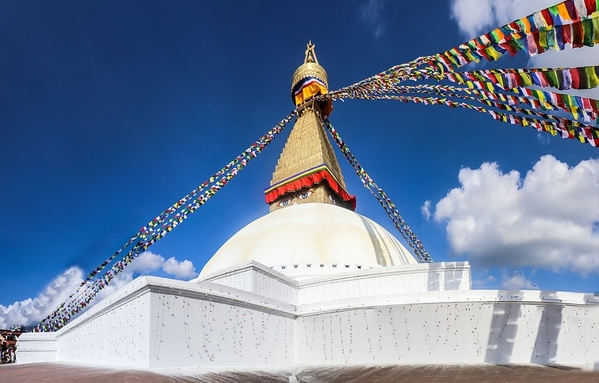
[201,262,298,305]
[16,332,57,364]
[201,261,471,306]
[298,262,471,305]
[145,287,294,368]
[57,289,152,366]
[296,290,599,370]
[17,265,599,370]
[19,276,296,368]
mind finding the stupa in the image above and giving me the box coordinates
[200,42,415,279]
[16,43,599,372]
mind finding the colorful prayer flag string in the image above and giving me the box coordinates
[323,118,432,263]
[36,110,297,332]
[323,58,599,147]
[433,0,599,70]
[349,92,599,146]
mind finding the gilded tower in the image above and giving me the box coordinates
[264,42,356,212]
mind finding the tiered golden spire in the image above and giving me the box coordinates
[265,42,355,213]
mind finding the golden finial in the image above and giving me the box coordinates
[304,40,319,64]
[291,41,328,106]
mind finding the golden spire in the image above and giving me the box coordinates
[265,42,355,213]
[304,40,318,63]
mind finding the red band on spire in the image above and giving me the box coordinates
[265,165,356,210]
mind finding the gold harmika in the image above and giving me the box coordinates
[291,41,328,94]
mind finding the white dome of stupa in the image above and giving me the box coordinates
[198,203,417,279]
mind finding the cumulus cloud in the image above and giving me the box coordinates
[472,274,496,288]
[359,0,387,38]
[450,0,557,38]
[433,155,599,274]
[162,257,197,278]
[502,271,536,290]
[0,251,197,327]
[92,251,196,300]
[0,267,83,329]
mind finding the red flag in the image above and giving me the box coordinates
[571,68,581,88]
[584,0,597,16]
[541,9,554,26]
[583,97,592,111]
[564,0,580,21]
[562,23,573,44]
[572,21,584,48]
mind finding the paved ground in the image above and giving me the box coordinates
[1,362,599,382]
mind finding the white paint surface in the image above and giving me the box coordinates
[199,204,417,278]
[18,262,599,370]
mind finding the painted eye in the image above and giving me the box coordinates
[328,194,336,205]
[298,190,313,200]
[278,198,292,207]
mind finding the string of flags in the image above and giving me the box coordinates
[35,111,297,332]
[333,88,599,146]
[432,0,599,70]
[327,1,599,147]
[323,118,432,263]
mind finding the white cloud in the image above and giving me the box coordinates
[92,251,169,300]
[449,0,497,39]
[433,155,599,274]
[162,257,197,279]
[359,0,387,38]
[95,251,197,300]
[450,0,558,39]
[472,274,496,288]
[502,271,536,290]
[421,200,432,221]
[0,267,83,328]
[0,252,197,327]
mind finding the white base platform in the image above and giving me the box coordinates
[17,261,599,370]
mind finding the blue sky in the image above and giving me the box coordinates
[1,0,598,327]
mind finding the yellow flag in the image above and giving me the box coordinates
[485,46,503,61]
[585,66,599,89]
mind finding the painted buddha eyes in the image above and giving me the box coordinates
[278,189,313,207]
[298,190,313,200]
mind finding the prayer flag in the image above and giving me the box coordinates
[565,0,580,20]
[549,5,564,26]
[485,46,503,61]
[541,8,555,26]
[583,18,595,46]
[572,67,581,88]
[585,0,599,14]
[527,34,539,55]
[585,66,599,88]
[572,20,584,47]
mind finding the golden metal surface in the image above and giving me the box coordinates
[304,40,319,63]
[291,41,328,93]
[268,42,348,212]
